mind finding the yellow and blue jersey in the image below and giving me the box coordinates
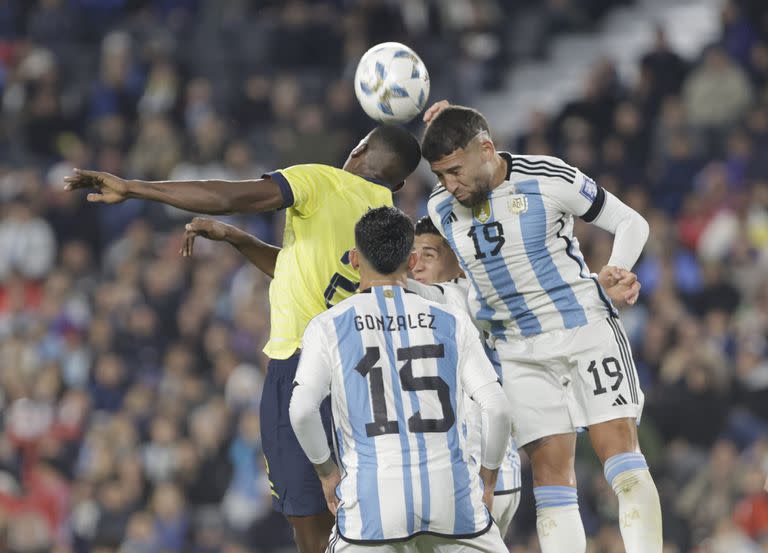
[264,164,393,359]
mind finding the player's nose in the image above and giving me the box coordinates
[443,177,460,195]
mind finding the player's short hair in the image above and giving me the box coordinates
[421,106,490,162]
[367,125,422,185]
[355,206,414,275]
[414,215,441,238]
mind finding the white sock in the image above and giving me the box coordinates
[604,453,663,553]
[533,486,587,553]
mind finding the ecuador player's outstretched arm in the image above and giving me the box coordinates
[180,217,280,278]
[64,169,285,214]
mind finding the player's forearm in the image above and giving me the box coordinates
[592,191,650,270]
[313,457,339,479]
[474,382,512,470]
[126,178,283,215]
[479,465,499,492]
[289,384,332,465]
[223,224,280,278]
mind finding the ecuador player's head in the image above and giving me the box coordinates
[349,206,417,285]
[421,105,503,207]
[343,125,422,192]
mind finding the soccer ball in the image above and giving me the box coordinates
[354,42,430,124]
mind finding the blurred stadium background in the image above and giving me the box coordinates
[0,0,767,552]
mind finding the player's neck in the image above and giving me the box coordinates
[360,274,409,291]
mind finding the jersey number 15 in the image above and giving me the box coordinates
[355,345,455,437]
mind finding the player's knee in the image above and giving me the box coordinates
[589,417,639,464]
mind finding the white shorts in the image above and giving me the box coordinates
[327,523,507,553]
[496,317,644,447]
[492,490,520,539]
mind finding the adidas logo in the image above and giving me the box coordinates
[442,211,458,225]
[612,394,628,406]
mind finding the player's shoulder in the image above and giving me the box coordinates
[305,295,356,330]
[406,288,472,325]
[427,182,451,207]
[426,184,456,224]
[507,153,578,185]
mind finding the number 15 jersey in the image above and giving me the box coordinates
[427,153,616,344]
[295,285,499,542]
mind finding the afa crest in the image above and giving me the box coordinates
[508,194,528,214]
[473,200,492,223]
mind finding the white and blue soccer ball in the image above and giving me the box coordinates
[354,42,430,124]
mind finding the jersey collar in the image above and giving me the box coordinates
[499,151,514,181]
[358,285,416,294]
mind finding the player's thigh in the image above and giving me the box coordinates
[496,345,575,447]
[261,354,331,517]
[425,525,508,553]
[491,491,520,540]
[566,317,644,431]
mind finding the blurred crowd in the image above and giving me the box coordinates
[1,0,767,552]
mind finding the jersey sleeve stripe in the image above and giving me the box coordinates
[580,186,606,222]
[263,171,295,209]
[510,167,573,185]
[513,158,576,180]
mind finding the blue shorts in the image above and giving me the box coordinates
[260,353,333,516]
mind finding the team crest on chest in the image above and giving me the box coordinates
[507,194,528,214]
[473,199,492,223]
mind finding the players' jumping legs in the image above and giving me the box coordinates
[589,418,663,553]
[524,433,587,553]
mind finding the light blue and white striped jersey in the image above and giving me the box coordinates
[435,279,521,494]
[427,153,616,343]
[297,285,499,542]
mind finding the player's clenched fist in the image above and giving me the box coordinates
[180,217,229,257]
[64,169,130,204]
[598,266,641,306]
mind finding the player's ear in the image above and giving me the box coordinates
[479,138,495,161]
[407,251,418,272]
[349,248,360,270]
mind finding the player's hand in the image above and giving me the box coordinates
[598,266,641,306]
[423,100,450,124]
[63,169,130,204]
[319,467,342,516]
[180,217,229,257]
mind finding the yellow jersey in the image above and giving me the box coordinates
[264,164,393,359]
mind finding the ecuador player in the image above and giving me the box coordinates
[64,126,422,553]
